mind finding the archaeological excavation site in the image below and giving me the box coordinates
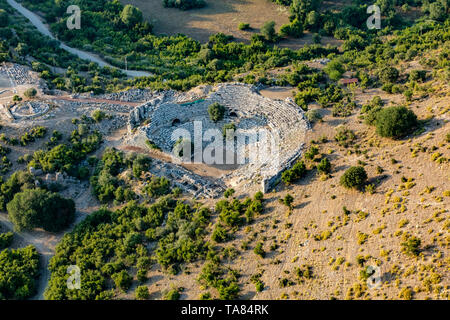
[2,0,449,303]
[1,63,309,199]
[125,83,310,197]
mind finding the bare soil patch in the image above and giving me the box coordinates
[121,0,290,43]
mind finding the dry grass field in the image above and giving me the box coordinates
[120,0,291,43]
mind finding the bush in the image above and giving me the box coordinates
[340,166,368,190]
[379,66,399,83]
[334,126,356,147]
[332,101,356,117]
[164,288,181,300]
[280,19,303,38]
[0,231,13,249]
[208,103,226,122]
[402,237,421,256]
[7,189,75,232]
[92,110,106,122]
[255,280,264,292]
[145,176,171,198]
[317,157,331,174]
[23,88,37,98]
[222,123,236,138]
[163,0,206,10]
[305,109,322,123]
[282,161,306,185]
[112,270,132,292]
[135,285,150,300]
[212,224,228,243]
[375,106,418,139]
[0,245,40,299]
[224,188,235,198]
[325,60,344,81]
[261,21,277,42]
[409,70,427,82]
[280,194,294,209]
[120,4,143,26]
[132,154,152,178]
[238,23,250,30]
[253,242,265,258]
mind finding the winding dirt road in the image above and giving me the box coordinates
[6,0,152,78]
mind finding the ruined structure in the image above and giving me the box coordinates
[127,83,310,195]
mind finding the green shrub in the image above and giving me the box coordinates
[261,21,277,42]
[224,188,235,198]
[0,231,13,249]
[208,103,226,122]
[135,285,150,300]
[145,176,171,198]
[334,127,356,147]
[92,109,106,122]
[7,189,75,232]
[332,101,356,117]
[23,88,37,98]
[279,19,303,38]
[120,4,143,26]
[282,161,306,185]
[222,123,236,138]
[0,245,40,299]
[164,288,181,300]
[402,237,421,256]
[364,105,383,125]
[212,224,228,243]
[112,270,132,292]
[255,280,264,292]
[305,109,323,122]
[163,0,206,10]
[375,106,418,139]
[132,154,152,178]
[379,66,399,83]
[340,166,368,190]
[253,242,265,258]
[238,23,250,30]
[317,157,331,174]
[304,145,319,160]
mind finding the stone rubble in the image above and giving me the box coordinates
[146,157,225,199]
[127,83,310,194]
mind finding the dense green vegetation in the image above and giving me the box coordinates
[0,170,35,211]
[43,188,265,299]
[0,244,40,299]
[27,126,102,178]
[0,231,13,249]
[1,0,339,93]
[44,198,206,298]
[7,188,75,232]
[163,0,206,10]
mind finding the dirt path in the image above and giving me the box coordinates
[0,208,91,300]
[0,213,55,300]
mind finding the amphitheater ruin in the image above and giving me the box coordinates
[0,63,310,198]
[127,83,310,195]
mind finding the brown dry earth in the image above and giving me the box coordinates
[132,80,449,300]
[121,0,290,43]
